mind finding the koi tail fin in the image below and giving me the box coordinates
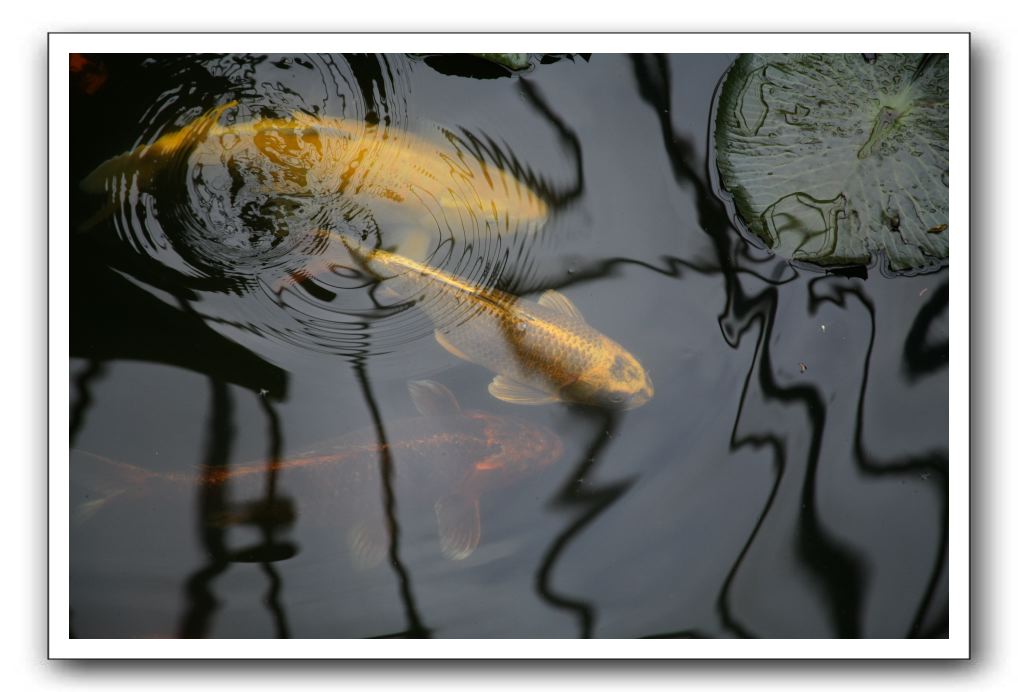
[75,200,118,233]
[79,100,240,199]
[77,152,134,233]
[79,151,135,196]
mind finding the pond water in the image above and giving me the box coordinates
[68,53,948,639]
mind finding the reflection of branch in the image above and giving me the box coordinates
[630,54,747,327]
[255,395,291,639]
[903,282,949,382]
[809,276,948,637]
[176,381,301,638]
[720,285,869,638]
[350,357,431,638]
[177,379,233,638]
[642,628,713,639]
[507,253,797,299]
[68,234,288,396]
[715,306,784,639]
[518,78,585,210]
[632,54,917,639]
[534,409,631,638]
[69,359,106,447]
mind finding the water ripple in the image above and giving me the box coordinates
[85,54,558,367]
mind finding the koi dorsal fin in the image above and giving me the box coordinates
[538,289,585,321]
[434,494,481,560]
[407,379,461,416]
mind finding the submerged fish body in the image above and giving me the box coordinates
[345,240,654,410]
[80,101,548,233]
[71,380,563,563]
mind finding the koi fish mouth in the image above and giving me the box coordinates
[599,372,653,410]
[625,373,654,410]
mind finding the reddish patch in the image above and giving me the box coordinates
[69,53,108,95]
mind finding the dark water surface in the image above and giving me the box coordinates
[68,53,948,639]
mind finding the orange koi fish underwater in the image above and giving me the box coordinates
[72,380,563,564]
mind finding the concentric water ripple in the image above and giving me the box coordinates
[84,54,562,365]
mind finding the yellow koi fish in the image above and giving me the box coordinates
[81,101,548,233]
[339,237,654,409]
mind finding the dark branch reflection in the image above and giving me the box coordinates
[630,54,748,322]
[350,357,431,639]
[642,629,714,639]
[720,284,869,637]
[627,53,947,638]
[177,379,233,638]
[904,282,950,381]
[69,359,106,448]
[253,395,291,639]
[176,382,298,638]
[808,275,949,637]
[518,78,585,211]
[534,408,631,638]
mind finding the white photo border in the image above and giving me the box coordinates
[49,32,969,659]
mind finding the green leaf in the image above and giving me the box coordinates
[713,54,949,273]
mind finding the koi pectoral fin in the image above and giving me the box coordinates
[434,330,474,364]
[407,379,462,416]
[375,283,401,302]
[488,375,560,406]
[435,494,481,561]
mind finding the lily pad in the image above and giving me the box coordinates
[713,53,949,273]
[409,53,590,78]
[473,53,532,70]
